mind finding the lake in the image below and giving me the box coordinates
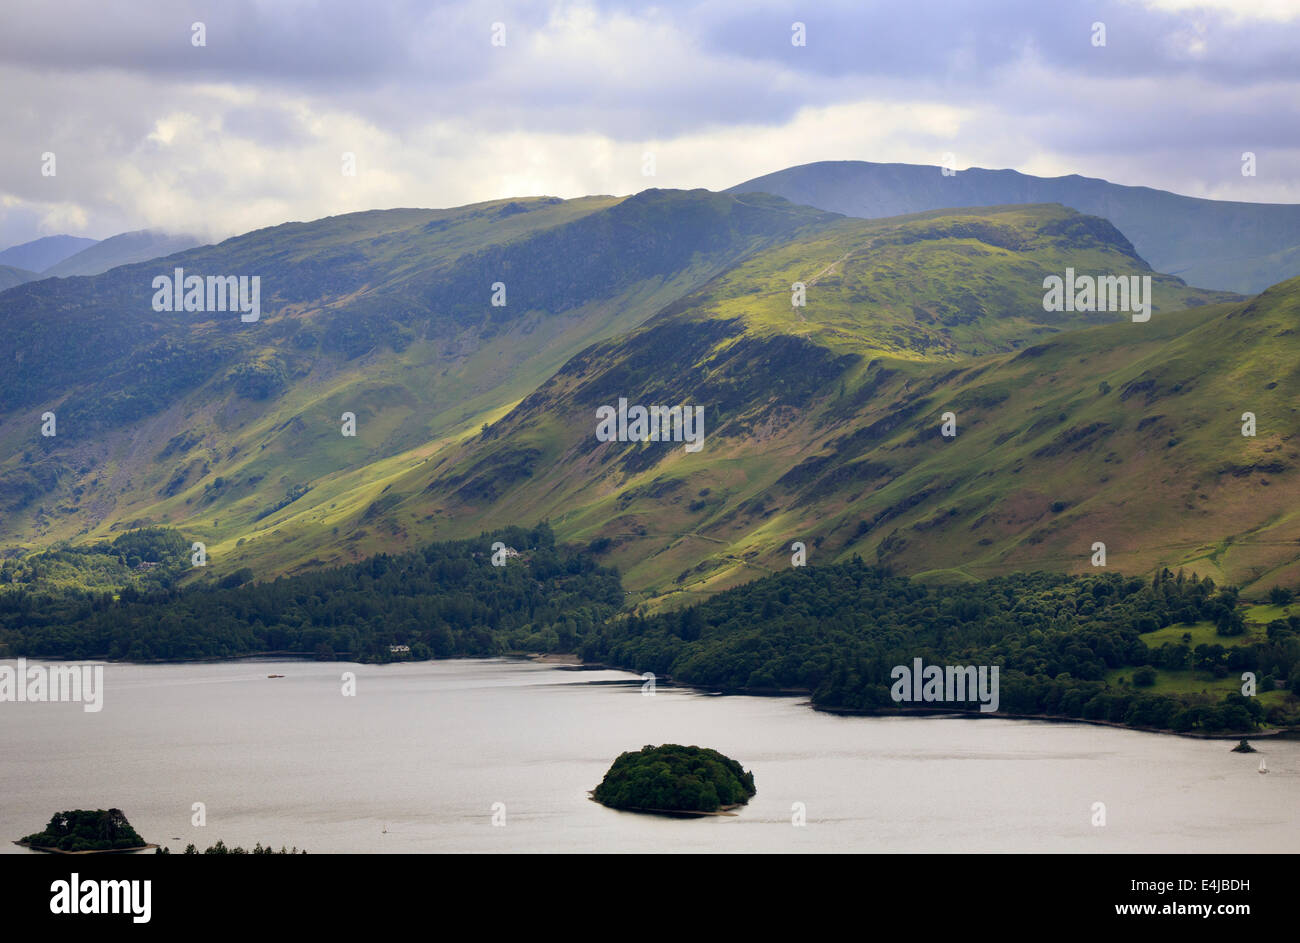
[1,657,1294,853]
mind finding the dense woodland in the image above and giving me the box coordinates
[0,524,623,661]
[0,526,191,595]
[1,527,1297,734]
[582,562,1300,734]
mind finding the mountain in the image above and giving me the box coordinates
[348,203,1299,599]
[728,161,1300,294]
[0,265,39,292]
[0,187,1290,604]
[0,190,839,559]
[40,229,205,278]
[0,235,98,273]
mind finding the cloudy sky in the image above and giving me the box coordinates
[1,0,1298,248]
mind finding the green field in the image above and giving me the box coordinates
[1244,602,1296,625]
[1139,620,1265,649]
[1106,667,1289,705]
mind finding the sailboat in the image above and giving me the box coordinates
[1258,759,1269,774]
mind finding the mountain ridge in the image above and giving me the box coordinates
[0,234,98,273]
[40,229,205,278]
[729,160,1300,294]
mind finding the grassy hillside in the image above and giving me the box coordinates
[359,205,1290,606]
[0,190,1289,610]
[0,190,839,569]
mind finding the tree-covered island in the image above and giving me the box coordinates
[592,744,756,815]
[17,809,151,853]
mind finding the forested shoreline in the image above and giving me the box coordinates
[1,528,1297,735]
[581,562,1300,735]
[0,524,622,662]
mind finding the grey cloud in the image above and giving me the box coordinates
[697,0,1300,86]
[0,0,1296,249]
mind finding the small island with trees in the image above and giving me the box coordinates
[16,809,154,854]
[592,744,756,815]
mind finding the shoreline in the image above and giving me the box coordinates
[4,650,1293,741]
[810,704,1297,741]
[544,655,1299,742]
[586,794,743,817]
[13,840,159,854]
[523,652,585,666]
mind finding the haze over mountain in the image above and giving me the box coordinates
[0,234,97,273]
[40,229,205,278]
[0,230,206,286]
[0,265,39,292]
[729,161,1300,295]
